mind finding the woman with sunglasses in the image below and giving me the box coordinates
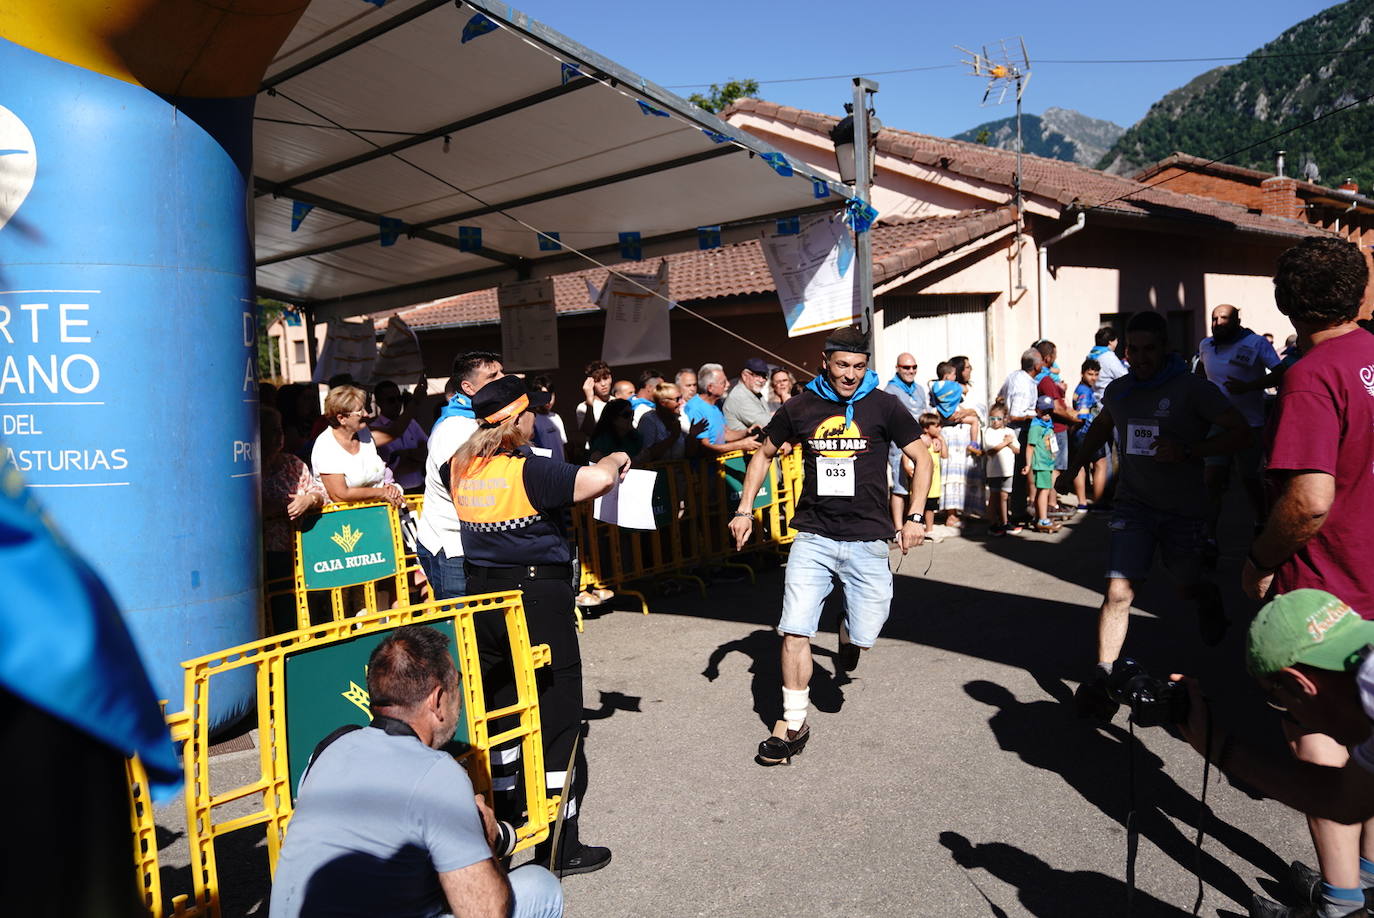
[310,384,406,509]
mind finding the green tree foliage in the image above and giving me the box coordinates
[689,79,760,114]
[257,298,289,382]
[1099,0,1374,187]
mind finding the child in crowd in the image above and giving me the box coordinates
[906,413,947,541]
[1024,396,1060,533]
[1071,359,1100,512]
[981,401,1021,536]
[930,362,981,441]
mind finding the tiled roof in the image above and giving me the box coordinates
[1133,152,1374,206]
[387,208,1017,330]
[722,99,1334,239]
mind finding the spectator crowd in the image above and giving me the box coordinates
[253,234,1374,918]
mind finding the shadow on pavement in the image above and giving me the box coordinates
[940,830,1198,917]
[583,690,643,721]
[701,628,848,728]
[965,678,1286,909]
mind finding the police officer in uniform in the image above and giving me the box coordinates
[452,376,627,876]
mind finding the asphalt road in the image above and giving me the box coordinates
[156,497,1316,917]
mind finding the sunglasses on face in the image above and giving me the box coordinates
[897,364,917,370]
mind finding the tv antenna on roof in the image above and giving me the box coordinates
[957,37,1031,106]
[956,36,1032,290]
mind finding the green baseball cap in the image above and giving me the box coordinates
[1246,589,1374,677]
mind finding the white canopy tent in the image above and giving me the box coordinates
[254,0,853,321]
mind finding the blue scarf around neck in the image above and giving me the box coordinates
[887,375,918,398]
[629,396,654,410]
[433,392,475,434]
[806,369,880,425]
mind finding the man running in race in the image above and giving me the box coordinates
[1057,310,1249,718]
[729,327,933,765]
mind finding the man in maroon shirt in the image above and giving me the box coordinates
[1244,235,1374,918]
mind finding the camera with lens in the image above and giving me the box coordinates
[1107,658,1189,727]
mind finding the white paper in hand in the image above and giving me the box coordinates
[593,468,659,530]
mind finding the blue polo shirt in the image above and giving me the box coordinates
[683,394,725,444]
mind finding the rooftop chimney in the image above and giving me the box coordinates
[1275,150,1286,178]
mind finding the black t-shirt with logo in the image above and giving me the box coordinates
[764,389,921,541]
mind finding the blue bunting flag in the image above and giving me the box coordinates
[761,152,793,177]
[538,231,562,251]
[461,13,498,43]
[697,226,721,250]
[776,216,801,236]
[619,231,643,261]
[457,226,482,252]
[812,180,831,199]
[379,217,404,247]
[637,100,670,118]
[843,199,880,235]
[290,201,314,232]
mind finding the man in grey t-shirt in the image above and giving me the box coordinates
[1058,311,1247,720]
[270,626,562,918]
[722,357,774,433]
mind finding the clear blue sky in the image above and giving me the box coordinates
[513,0,1339,143]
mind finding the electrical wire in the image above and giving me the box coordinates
[1084,88,1374,212]
[662,46,1374,88]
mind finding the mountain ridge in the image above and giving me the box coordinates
[952,107,1125,167]
[1097,0,1374,183]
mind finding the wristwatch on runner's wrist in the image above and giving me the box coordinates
[904,513,921,524]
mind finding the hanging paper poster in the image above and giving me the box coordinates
[372,314,424,382]
[498,278,559,371]
[759,213,860,338]
[599,260,671,365]
[312,318,377,385]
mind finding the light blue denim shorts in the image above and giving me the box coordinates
[779,531,894,647]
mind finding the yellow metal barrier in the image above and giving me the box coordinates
[571,449,802,612]
[130,591,553,918]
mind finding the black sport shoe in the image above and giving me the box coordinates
[541,842,612,877]
[1073,674,1119,722]
[1287,860,1374,910]
[1288,860,1322,906]
[1251,892,1368,917]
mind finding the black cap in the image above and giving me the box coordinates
[823,326,870,355]
[472,375,530,426]
[742,356,770,376]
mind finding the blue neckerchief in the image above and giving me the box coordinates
[1088,345,1111,361]
[1034,364,1063,384]
[1117,353,1187,399]
[629,396,654,410]
[434,393,475,435]
[805,369,880,425]
[887,375,918,397]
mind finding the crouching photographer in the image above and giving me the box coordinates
[1173,590,1374,918]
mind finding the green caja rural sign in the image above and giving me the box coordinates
[299,504,399,590]
[282,620,470,800]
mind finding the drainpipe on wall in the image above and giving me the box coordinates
[1036,210,1087,341]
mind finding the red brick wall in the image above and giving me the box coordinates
[1260,177,1304,221]
[1148,167,1264,211]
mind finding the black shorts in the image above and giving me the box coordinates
[925,496,939,512]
